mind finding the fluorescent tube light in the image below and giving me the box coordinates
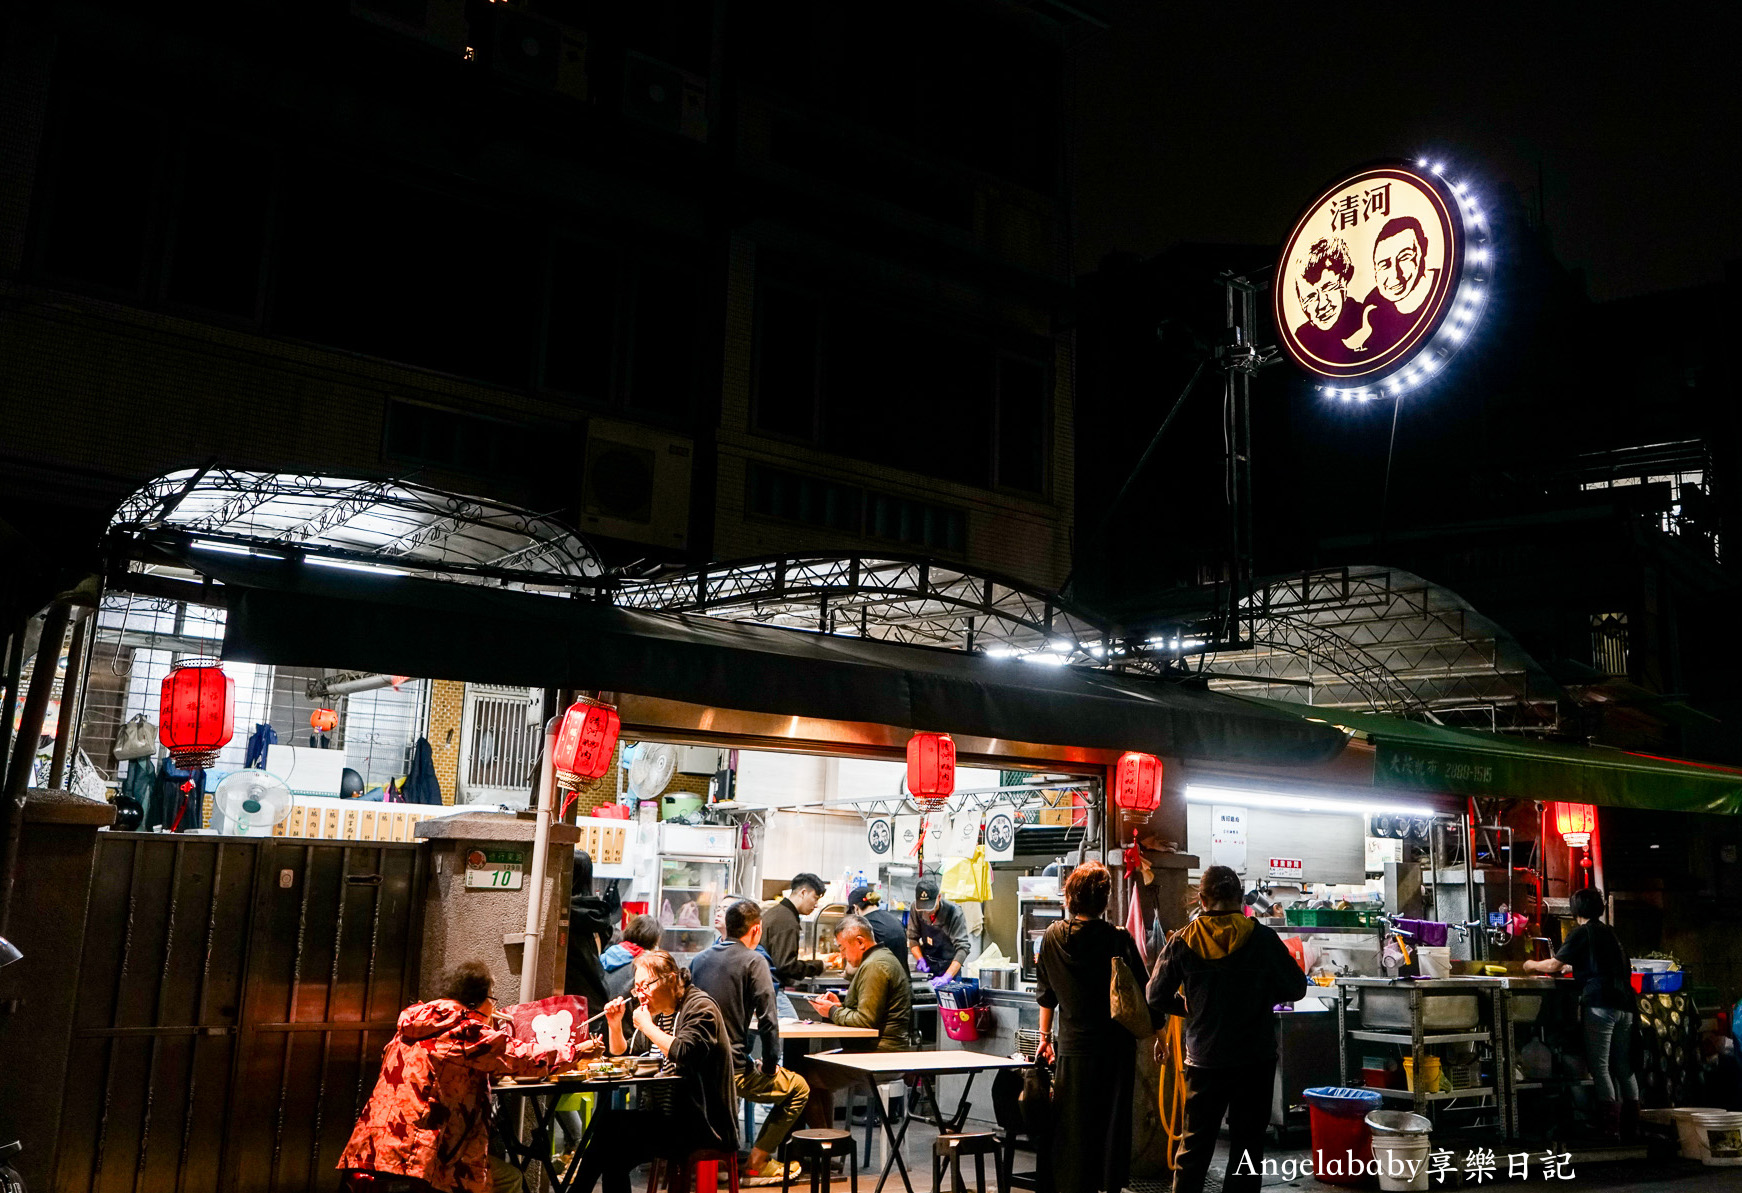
[1184,783,1439,818]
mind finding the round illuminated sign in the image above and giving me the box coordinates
[1275,160,1491,399]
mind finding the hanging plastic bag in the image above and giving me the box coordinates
[1110,955,1152,1037]
[114,715,158,761]
[940,845,992,902]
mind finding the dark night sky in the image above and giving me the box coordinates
[1070,4,1742,300]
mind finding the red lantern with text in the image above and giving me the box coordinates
[553,699,621,790]
[1552,802,1596,850]
[907,732,956,805]
[158,661,236,770]
[1113,752,1163,814]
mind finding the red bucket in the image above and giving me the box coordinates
[1304,1087,1381,1186]
[942,1006,989,1043]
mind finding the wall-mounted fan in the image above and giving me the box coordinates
[213,770,294,837]
[628,743,678,801]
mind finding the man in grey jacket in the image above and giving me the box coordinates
[906,875,971,985]
[689,900,810,1184]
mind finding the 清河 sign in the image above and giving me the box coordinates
[1274,160,1491,400]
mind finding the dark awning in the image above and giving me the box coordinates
[1233,696,1742,815]
[192,554,1348,768]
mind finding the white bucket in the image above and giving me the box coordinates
[1673,1108,1727,1159]
[1690,1111,1742,1166]
[1418,946,1452,979]
[1372,1133,1431,1191]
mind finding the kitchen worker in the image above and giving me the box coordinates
[907,874,971,986]
[1145,865,1307,1193]
[848,885,910,973]
[1523,886,1639,1140]
[761,872,832,986]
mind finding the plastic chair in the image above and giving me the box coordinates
[932,1132,1006,1193]
[779,1127,857,1193]
[646,1148,740,1193]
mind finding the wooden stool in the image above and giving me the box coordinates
[931,1133,1006,1193]
[780,1127,857,1193]
[646,1148,740,1193]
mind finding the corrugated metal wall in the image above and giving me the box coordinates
[53,833,427,1192]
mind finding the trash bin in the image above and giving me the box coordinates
[1365,1110,1432,1191]
[1303,1087,1382,1187]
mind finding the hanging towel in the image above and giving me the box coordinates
[404,737,442,805]
[244,722,279,769]
[1126,877,1151,969]
[123,757,158,829]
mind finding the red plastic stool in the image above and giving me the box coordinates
[646,1149,740,1193]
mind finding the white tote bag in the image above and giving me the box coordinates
[113,714,158,761]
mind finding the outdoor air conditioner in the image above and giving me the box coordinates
[349,0,467,55]
[477,7,589,101]
[580,418,692,549]
[622,52,707,142]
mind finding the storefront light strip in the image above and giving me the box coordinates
[1183,783,1438,818]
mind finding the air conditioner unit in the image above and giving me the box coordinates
[479,8,588,101]
[580,418,693,549]
[622,52,707,142]
[349,0,467,55]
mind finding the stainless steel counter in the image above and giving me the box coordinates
[1334,975,1562,990]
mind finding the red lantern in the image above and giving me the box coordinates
[1552,801,1596,849]
[1113,751,1163,813]
[310,708,338,734]
[906,732,956,804]
[553,698,621,790]
[158,661,236,770]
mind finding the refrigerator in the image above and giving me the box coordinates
[655,823,737,965]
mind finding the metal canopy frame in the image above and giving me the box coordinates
[101,473,1560,732]
[109,468,606,592]
[615,553,1116,664]
[1180,566,1559,729]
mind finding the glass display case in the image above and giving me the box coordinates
[657,855,729,964]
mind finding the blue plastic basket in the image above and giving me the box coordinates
[936,980,981,1011]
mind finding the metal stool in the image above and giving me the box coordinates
[646,1148,740,1193]
[780,1127,857,1193]
[931,1133,1006,1193]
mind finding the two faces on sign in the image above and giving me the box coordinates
[1276,164,1463,382]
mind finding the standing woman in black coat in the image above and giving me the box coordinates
[1034,861,1149,1193]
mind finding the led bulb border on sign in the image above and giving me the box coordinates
[1282,156,1493,405]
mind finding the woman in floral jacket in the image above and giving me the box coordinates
[339,961,592,1193]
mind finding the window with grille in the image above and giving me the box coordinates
[1590,612,1630,678]
[459,684,542,805]
[77,594,430,796]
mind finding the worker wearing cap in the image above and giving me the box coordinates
[907,876,971,986]
[848,886,910,973]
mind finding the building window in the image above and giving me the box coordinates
[746,463,967,554]
[274,168,540,389]
[995,355,1047,494]
[1590,612,1630,678]
[384,401,544,478]
[753,286,821,440]
[544,239,622,401]
[167,131,274,320]
[754,281,1051,496]
[38,88,162,295]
